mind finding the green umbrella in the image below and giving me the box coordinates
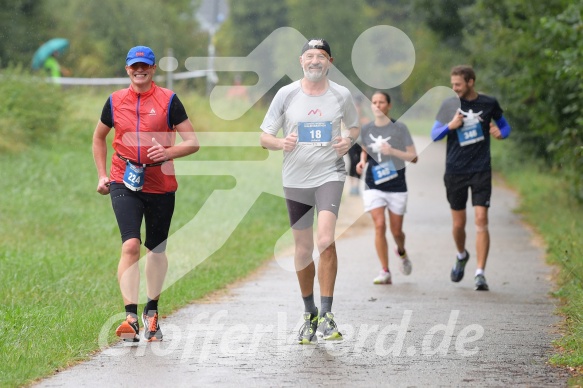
[32,38,69,70]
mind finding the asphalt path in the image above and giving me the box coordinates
[37,136,569,387]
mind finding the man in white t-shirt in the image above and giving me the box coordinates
[260,38,360,344]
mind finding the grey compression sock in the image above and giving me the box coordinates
[320,296,333,316]
[302,293,318,316]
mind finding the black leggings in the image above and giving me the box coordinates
[109,183,175,253]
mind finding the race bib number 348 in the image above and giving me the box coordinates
[372,160,398,185]
[457,123,484,146]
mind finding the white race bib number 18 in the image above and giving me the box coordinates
[297,121,332,146]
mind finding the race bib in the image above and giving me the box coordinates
[457,123,484,146]
[123,161,144,191]
[297,121,332,146]
[372,160,398,185]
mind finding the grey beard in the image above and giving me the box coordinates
[303,68,324,82]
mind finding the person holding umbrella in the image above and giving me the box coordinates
[43,51,70,78]
[32,38,71,78]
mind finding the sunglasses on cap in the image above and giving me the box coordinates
[128,62,154,70]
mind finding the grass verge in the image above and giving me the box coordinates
[0,89,288,387]
[491,139,583,376]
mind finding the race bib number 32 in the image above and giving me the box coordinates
[297,121,332,146]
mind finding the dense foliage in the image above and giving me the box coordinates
[460,0,583,200]
[0,0,580,197]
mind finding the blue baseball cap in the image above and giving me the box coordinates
[126,46,155,66]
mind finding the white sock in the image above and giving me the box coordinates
[457,251,467,260]
[475,268,484,276]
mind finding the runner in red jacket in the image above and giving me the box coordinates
[92,46,200,342]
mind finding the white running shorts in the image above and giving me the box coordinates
[362,189,408,215]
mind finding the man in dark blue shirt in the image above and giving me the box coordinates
[431,65,511,291]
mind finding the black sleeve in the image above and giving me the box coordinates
[100,98,113,128]
[436,97,458,124]
[170,95,189,127]
[492,98,503,121]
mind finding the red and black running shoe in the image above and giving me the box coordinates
[115,313,140,342]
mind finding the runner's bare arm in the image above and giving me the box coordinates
[381,143,418,164]
[356,148,368,175]
[260,132,297,152]
[332,126,360,156]
[92,120,112,195]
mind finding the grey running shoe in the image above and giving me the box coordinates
[395,248,412,275]
[474,274,489,291]
[142,310,163,342]
[450,250,470,282]
[297,312,318,345]
[316,312,342,341]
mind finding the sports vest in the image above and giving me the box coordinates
[109,82,178,193]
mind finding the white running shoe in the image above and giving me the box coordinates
[396,248,412,275]
[373,269,392,284]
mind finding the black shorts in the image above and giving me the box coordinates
[109,183,175,252]
[283,181,344,230]
[444,170,491,210]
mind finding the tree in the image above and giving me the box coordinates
[462,0,583,199]
[362,0,469,111]
[0,0,52,68]
[411,0,476,47]
[218,0,288,57]
[40,0,204,77]
[214,0,288,99]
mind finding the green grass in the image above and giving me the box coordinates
[491,140,583,375]
[0,89,289,387]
